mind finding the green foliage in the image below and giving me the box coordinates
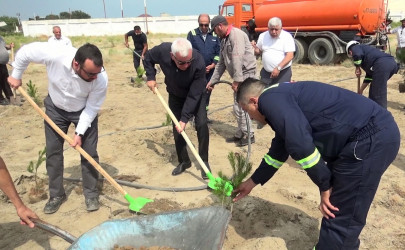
[162,113,172,126]
[211,152,253,206]
[27,147,46,186]
[0,16,19,35]
[45,14,59,20]
[26,80,41,105]
[397,48,405,65]
[60,10,91,19]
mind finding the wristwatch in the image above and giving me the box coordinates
[277,66,282,71]
[75,132,83,137]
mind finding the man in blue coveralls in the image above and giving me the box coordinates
[233,78,400,250]
[346,40,399,109]
[187,13,220,119]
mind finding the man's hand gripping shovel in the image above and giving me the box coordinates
[18,87,153,212]
[154,87,233,196]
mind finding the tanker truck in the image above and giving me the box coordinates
[220,0,388,65]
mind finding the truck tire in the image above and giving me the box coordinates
[293,38,308,64]
[308,38,336,65]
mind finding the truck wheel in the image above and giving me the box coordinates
[308,38,336,65]
[293,38,308,64]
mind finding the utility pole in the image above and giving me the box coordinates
[120,0,124,18]
[102,0,107,18]
[144,0,149,34]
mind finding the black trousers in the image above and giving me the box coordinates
[133,50,143,70]
[168,93,209,164]
[44,96,100,199]
[0,64,12,100]
[260,66,292,86]
[315,115,400,249]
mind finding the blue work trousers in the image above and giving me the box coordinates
[316,115,400,249]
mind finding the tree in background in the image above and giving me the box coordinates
[60,10,91,19]
[0,16,19,34]
[45,14,59,20]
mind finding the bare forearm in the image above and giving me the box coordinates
[0,157,24,210]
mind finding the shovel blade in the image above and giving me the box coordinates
[208,177,234,197]
[9,96,21,106]
[125,193,153,212]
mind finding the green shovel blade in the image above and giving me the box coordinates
[206,173,234,197]
[125,194,154,212]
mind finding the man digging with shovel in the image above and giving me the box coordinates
[8,42,108,214]
[143,38,212,179]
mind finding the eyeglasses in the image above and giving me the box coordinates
[199,23,209,28]
[80,66,105,77]
[172,54,194,65]
[269,28,280,31]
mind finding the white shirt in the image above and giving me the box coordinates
[48,35,72,47]
[391,26,405,48]
[11,42,108,134]
[257,29,295,72]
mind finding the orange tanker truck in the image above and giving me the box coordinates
[219,0,388,65]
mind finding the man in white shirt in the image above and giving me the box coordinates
[48,26,72,47]
[8,43,108,214]
[390,18,405,63]
[252,17,295,86]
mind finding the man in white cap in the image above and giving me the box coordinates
[207,15,257,147]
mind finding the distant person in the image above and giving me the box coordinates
[251,17,295,86]
[389,18,405,63]
[187,14,220,116]
[346,41,398,108]
[233,78,400,250]
[207,15,256,147]
[143,38,211,179]
[48,26,72,47]
[0,156,39,227]
[8,43,108,214]
[125,25,148,73]
[0,36,14,105]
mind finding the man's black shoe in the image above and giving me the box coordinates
[44,194,67,214]
[0,99,9,106]
[237,135,255,147]
[201,162,211,180]
[172,162,192,176]
[85,197,100,211]
[225,136,241,143]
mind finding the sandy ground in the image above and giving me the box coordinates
[1,40,405,250]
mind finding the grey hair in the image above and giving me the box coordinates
[236,78,266,105]
[171,38,192,57]
[268,17,282,28]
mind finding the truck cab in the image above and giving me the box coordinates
[220,0,264,37]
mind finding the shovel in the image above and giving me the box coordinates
[8,47,21,106]
[154,88,233,196]
[18,87,153,212]
[357,75,361,94]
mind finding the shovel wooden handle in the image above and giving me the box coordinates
[357,75,360,94]
[18,87,127,196]
[154,88,210,174]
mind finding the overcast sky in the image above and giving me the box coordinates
[0,0,224,21]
